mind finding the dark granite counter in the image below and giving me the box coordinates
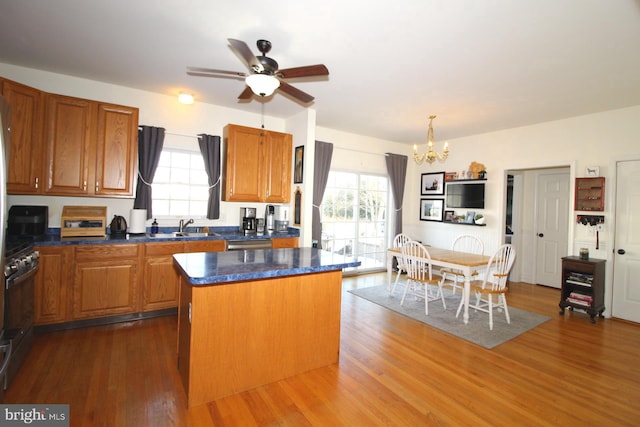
[31,227,300,246]
[173,247,361,285]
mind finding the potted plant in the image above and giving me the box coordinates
[474,214,485,225]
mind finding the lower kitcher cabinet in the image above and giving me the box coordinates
[271,237,299,248]
[142,242,185,311]
[34,246,72,325]
[141,240,226,311]
[72,244,139,320]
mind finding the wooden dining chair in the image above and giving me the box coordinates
[440,234,484,296]
[389,233,412,294]
[455,244,516,330]
[400,241,446,315]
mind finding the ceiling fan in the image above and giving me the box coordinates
[187,38,329,104]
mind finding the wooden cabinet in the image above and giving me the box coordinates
[94,103,138,196]
[272,237,299,248]
[0,77,138,197]
[35,238,292,327]
[43,94,93,195]
[575,177,605,211]
[141,240,226,312]
[559,256,605,323]
[142,242,184,311]
[72,244,139,320]
[1,78,45,194]
[184,239,227,253]
[34,246,72,325]
[43,94,138,197]
[223,124,292,203]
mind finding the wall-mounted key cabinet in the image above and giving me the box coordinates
[575,177,605,211]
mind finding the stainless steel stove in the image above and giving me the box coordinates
[3,239,39,389]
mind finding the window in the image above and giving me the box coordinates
[151,148,209,217]
[321,171,389,272]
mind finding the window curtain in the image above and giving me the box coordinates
[198,134,222,219]
[312,140,334,249]
[385,153,408,237]
[134,126,165,219]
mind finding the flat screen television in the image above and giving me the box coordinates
[446,182,485,209]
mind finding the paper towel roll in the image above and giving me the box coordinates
[129,209,147,234]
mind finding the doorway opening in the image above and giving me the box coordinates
[505,166,571,287]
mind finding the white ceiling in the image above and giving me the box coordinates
[1,0,639,144]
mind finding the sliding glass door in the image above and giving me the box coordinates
[321,171,389,273]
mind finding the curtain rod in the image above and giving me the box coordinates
[334,146,389,157]
[165,131,199,138]
[138,126,200,139]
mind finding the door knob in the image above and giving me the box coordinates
[537,233,544,237]
[618,249,626,255]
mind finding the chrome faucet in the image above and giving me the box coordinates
[178,218,194,233]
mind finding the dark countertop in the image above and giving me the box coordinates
[31,227,300,246]
[173,248,361,285]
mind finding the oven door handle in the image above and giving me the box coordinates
[0,340,13,378]
[5,263,39,290]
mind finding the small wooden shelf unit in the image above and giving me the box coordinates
[575,177,605,211]
[559,256,605,323]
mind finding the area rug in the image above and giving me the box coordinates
[348,285,550,349]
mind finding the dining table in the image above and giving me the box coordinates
[387,246,490,324]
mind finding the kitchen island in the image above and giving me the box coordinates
[173,247,360,407]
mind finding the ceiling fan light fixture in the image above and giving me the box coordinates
[246,74,280,97]
[178,93,194,104]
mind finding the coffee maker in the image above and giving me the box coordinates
[274,206,290,233]
[265,205,275,234]
[239,207,257,235]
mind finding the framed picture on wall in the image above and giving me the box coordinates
[444,210,455,222]
[294,146,304,183]
[421,172,445,195]
[420,199,444,222]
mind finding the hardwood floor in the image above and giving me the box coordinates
[5,272,640,426]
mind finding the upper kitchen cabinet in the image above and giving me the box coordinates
[223,124,292,203]
[43,94,138,197]
[43,94,93,195]
[1,78,45,194]
[94,103,138,197]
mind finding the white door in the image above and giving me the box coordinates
[612,160,640,322]
[535,169,570,288]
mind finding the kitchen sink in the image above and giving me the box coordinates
[150,231,220,238]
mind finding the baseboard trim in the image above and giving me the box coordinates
[34,308,178,334]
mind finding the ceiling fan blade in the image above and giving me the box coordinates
[228,38,263,72]
[278,81,315,103]
[238,86,253,100]
[187,66,247,77]
[277,64,329,79]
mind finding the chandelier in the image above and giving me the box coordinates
[413,115,449,164]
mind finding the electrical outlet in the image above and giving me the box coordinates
[596,223,604,232]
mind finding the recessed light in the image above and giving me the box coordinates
[178,93,194,104]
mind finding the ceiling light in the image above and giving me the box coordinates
[178,93,194,104]
[245,74,280,97]
[413,115,449,164]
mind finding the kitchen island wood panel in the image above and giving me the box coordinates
[174,247,359,407]
[177,270,342,407]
